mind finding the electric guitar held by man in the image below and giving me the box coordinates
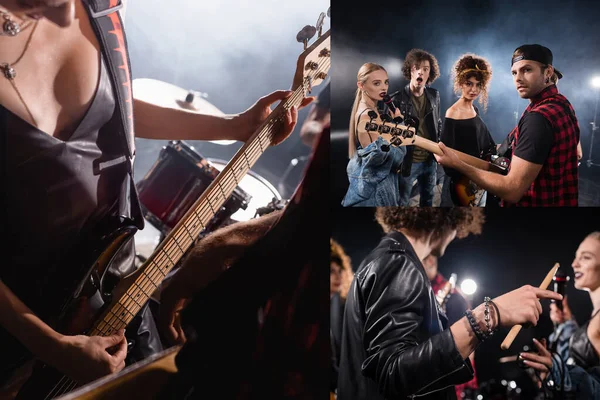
[360,117,510,206]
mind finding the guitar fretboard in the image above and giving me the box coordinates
[89,78,319,337]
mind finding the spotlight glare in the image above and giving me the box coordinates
[461,279,477,295]
[592,76,600,88]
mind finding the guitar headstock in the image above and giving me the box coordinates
[292,12,331,94]
[363,118,417,147]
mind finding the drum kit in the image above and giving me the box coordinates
[132,78,288,260]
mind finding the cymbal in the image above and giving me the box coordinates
[132,78,235,145]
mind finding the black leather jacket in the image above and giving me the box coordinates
[338,231,473,399]
[394,84,442,176]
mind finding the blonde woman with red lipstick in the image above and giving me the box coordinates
[342,62,407,206]
[519,232,600,398]
[440,54,496,207]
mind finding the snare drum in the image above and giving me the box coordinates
[136,141,251,235]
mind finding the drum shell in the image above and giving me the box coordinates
[137,141,250,234]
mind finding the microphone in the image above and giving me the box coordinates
[382,94,398,114]
[386,90,401,99]
[551,269,570,311]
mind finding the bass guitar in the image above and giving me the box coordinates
[0,26,330,400]
[361,117,510,206]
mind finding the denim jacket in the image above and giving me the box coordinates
[341,136,406,206]
[547,354,600,399]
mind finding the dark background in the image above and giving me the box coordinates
[330,0,600,206]
[332,206,599,394]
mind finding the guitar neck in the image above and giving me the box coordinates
[411,136,503,174]
[90,85,309,336]
[365,119,505,174]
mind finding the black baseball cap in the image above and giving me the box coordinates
[512,44,563,79]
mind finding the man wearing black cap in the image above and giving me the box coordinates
[435,44,579,206]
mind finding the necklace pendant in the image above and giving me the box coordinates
[3,19,20,36]
[1,63,16,80]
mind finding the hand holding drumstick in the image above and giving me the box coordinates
[500,263,560,350]
[450,264,563,359]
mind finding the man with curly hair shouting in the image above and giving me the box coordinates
[337,208,563,400]
[394,49,442,207]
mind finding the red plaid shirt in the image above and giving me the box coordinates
[506,85,579,206]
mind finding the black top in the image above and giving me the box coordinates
[0,58,138,318]
[569,317,600,370]
[440,113,496,180]
[513,111,553,165]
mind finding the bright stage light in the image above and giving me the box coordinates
[460,279,478,295]
[592,76,600,88]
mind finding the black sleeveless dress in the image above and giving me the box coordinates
[0,57,159,377]
[569,317,600,369]
[440,112,496,206]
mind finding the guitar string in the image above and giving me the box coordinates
[370,119,501,171]
[46,58,330,398]
[107,75,321,330]
[100,65,325,330]
[45,88,302,396]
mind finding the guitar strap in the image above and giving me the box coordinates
[83,0,144,228]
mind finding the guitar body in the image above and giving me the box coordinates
[450,175,486,207]
[0,218,139,400]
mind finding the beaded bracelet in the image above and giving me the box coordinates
[465,309,486,342]
[484,297,495,338]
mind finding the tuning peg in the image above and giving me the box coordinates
[367,110,378,120]
[316,12,326,37]
[296,25,317,49]
[380,114,392,123]
[392,116,404,125]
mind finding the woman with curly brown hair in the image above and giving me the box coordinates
[338,208,563,400]
[341,63,406,207]
[441,54,497,207]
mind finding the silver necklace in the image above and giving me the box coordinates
[0,9,31,36]
[0,20,39,126]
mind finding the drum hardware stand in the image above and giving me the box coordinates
[277,155,309,197]
[254,198,288,217]
[586,88,600,168]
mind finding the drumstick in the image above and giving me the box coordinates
[500,263,560,350]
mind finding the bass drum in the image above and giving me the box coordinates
[207,159,282,222]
